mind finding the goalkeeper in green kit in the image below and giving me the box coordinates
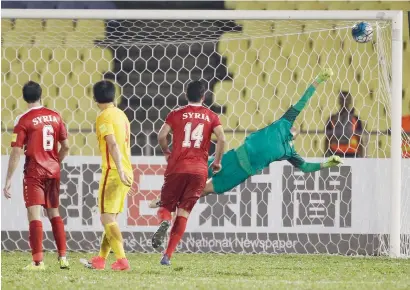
[151,68,342,207]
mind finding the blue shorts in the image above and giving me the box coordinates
[208,149,250,194]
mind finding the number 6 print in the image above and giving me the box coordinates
[43,125,54,151]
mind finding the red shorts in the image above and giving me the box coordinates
[23,177,60,208]
[160,173,206,212]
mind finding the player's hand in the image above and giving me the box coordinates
[119,171,133,187]
[210,161,222,174]
[317,68,333,83]
[323,156,343,168]
[3,180,12,199]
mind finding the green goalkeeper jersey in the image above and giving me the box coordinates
[206,84,321,178]
[241,107,301,174]
[206,72,336,191]
[239,85,321,174]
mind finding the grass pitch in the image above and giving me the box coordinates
[1,252,409,290]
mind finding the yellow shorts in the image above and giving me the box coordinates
[98,169,132,214]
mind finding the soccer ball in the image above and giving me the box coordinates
[352,22,373,43]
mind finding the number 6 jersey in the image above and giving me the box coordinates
[165,104,221,177]
[11,106,67,178]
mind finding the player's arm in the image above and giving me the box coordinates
[4,119,27,199]
[281,68,333,123]
[105,134,132,186]
[211,125,225,174]
[58,121,69,163]
[158,123,172,161]
[159,111,174,161]
[288,152,342,173]
[3,147,23,199]
[58,139,70,163]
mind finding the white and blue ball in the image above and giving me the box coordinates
[352,22,373,43]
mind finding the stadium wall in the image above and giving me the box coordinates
[1,156,409,255]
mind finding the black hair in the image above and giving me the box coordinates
[93,80,115,104]
[186,80,205,103]
[22,81,42,103]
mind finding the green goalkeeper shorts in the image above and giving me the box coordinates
[208,149,250,194]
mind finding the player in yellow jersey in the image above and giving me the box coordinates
[82,80,133,271]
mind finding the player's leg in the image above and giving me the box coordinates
[148,180,213,208]
[201,178,215,197]
[100,172,131,271]
[149,150,249,209]
[98,228,111,259]
[160,174,206,265]
[152,174,183,249]
[85,171,111,270]
[149,177,214,209]
[86,170,130,271]
[26,205,44,270]
[93,202,112,265]
[86,169,114,270]
[160,207,190,266]
[87,223,110,270]
[45,178,69,269]
[46,208,69,269]
[23,177,45,270]
[100,212,129,271]
[202,149,251,197]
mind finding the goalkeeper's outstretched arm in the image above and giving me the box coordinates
[281,68,333,124]
[288,153,343,173]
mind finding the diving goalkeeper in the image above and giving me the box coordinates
[151,68,342,207]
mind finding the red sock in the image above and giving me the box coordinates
[165,216,187,258]
[50,216,67,257]
[158,207,172,222]
[29,220,43,263]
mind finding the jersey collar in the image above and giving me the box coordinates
[26,105,43,112]
[187,103,203,107]
[15,106,44,125]
[97,104,115,117]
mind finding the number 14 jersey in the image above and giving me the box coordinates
[165,104,221,177]
[11,106,68,178]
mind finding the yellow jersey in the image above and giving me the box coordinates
[96,106,132,174]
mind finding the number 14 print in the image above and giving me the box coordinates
[182,122,204,148]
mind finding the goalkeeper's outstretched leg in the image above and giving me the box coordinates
[150,68,341,208]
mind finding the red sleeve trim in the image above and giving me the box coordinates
[10,143,24,148]
[212,113,222,129]
[105,143,111,169]
[165,111,175,126]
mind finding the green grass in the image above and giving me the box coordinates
[2,252,410,290]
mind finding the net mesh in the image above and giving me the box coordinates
[1,17,409,257]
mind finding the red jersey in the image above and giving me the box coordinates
[11,106,67,178]
[165,104,221,176]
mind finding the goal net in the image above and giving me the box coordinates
[1,10,409,257]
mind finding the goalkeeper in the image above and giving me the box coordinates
[151,68,342,206]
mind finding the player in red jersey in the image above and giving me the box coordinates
[3,81,70,270]
[151,80,225,265]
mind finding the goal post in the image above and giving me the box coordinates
[390,11,403,258]
[1,9,407,258]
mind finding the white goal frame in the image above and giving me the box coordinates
[2,9,403,257]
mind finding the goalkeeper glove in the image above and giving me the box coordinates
[316,68,334,84]
[322,156,343,168]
